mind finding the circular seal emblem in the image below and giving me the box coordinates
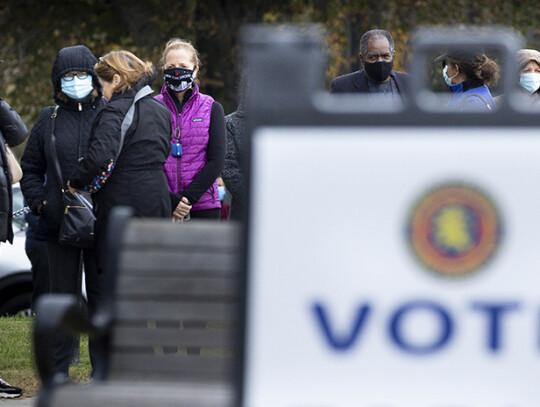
[408,183,501,277]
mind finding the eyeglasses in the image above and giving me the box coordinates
[364,52,394,63]
[63,72,88,81]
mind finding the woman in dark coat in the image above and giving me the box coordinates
[0,96,27,244]
[222,103,246,221]
[20,45,105,377]
[0,82,27,398]
[69,50,171,269]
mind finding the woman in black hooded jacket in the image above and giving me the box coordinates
[20,45,106,377]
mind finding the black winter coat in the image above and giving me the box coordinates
[21,45,105,241]
[222,103,247,221]
[21,98,105,241]
[69,83,172,266]
[0,99,28,243]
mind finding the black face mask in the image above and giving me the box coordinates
[164,67,195,92]
[364,60,394,83]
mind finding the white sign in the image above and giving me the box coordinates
[244,127,540,407]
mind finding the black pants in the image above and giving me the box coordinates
[45,241,101,376]
[25,239,50,312]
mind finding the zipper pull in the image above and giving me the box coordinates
[78,102,82,111]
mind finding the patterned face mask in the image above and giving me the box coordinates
[164,67,196,92]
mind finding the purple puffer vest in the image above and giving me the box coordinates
[155,84,220,211]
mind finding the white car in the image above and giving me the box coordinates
[0,183,32,315]
[0,183,90,316]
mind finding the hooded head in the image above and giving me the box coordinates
[517,49,540,71]
[51,45,102,104]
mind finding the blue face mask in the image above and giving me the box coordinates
[443,65,458,86]
[61,76,94,100]
[520,73,540,94]
[218,186,226,201]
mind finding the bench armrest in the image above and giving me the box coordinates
[33,294,109,385]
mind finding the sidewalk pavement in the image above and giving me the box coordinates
[0,398,36,406]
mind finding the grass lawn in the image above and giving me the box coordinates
[0,316,91,398]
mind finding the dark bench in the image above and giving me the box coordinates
[34,208,242,407]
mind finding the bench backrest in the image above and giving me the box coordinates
[107,219,241,384]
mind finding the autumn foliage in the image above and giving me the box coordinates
[1,0,540,155]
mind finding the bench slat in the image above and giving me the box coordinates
[52,381,235,407]
[109,354,234,381]
[124,221,240,250]
[112,326,235,348]
[119,250,239,275]
[116,276,238,298]
[115,300,237,322]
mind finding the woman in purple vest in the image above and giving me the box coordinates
[155,39,226,221]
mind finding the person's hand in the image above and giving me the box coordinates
[67,180,82,196]
[173,197,192,220]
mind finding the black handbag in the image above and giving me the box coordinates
[58,190,95,247]
[50,106,95,248]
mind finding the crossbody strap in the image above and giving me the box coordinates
[117,85,153,162]
[49,106,64,191]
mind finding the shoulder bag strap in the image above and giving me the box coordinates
[48,106,65,191]
[116,85,153,161]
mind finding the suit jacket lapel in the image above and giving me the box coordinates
[353,70,370,92]
[390,71,401,93]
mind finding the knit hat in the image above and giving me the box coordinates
[517,49,540,70]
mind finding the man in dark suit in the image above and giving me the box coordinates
[330,29,408,98]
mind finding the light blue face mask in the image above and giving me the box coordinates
[443,65,458,86]
[218,186,226,201]
[519,73,540,94]
[61,76,94,100]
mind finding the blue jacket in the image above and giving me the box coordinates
[447,79,495,111]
